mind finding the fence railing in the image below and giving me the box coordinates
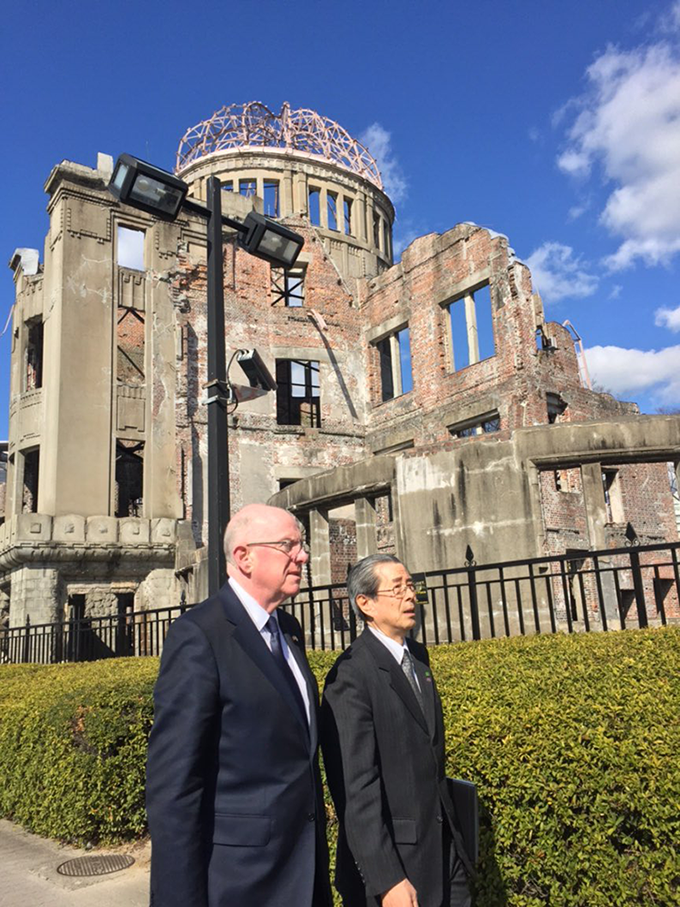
[2,541,679,664]
[0,603,188,666]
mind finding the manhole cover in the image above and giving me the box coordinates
[57,854,135,877]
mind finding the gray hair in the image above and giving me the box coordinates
[347,554,402,619]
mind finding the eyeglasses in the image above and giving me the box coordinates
[373,581,417,599]
[246,539,310,558]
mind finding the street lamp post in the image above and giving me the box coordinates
[109,155,304,595]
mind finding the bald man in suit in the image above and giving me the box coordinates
[147,504,331,907]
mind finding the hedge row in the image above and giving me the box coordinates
[1,628,679,906]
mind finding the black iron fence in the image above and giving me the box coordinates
[2,541,679,664]
[0,603,188,666]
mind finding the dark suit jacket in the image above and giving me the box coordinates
[146,582,331,907]
[321,629,472,907]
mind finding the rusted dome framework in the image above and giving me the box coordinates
[176,101,383,190]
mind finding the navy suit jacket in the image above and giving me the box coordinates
[146,582,330,907]
[321,629,472,907]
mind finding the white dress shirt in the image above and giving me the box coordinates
[228,577,311,722]
[368,624,421,692]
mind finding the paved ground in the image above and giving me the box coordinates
[0,819,150,907]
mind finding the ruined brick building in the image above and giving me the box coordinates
[4,101,680,631]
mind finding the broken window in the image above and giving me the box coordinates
[602,469,625,523]
[383,219,391,258]
[450,412,501,438]
[271,266,305,307]
[221,181,234,193]
[554,467,580,493]
[547,393,567,424]
[115,440,144,517]
[264,179,280,217]
[276,360,321,427]
[239,179,257,198]
[24,317,43,391]
[448,282,495,371]
[116,306,145,385]
[117,226,145,270]
[327,191,338,231]
[308,187,320,225]
[375,327,413,402]
[344,198,353,235]
[22,447,40,513]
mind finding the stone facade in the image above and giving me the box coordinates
[3,103,679,631]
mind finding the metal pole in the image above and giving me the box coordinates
[206,176,230,596]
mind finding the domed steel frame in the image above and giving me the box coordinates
[176,101,383,190]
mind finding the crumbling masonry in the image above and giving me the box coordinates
[4,102,679,632]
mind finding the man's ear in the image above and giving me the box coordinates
[356,593,374,620]
[231,543,253,575]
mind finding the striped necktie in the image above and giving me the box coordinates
[401,648,425,714]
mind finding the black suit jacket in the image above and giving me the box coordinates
[321,629,472,907]
[146,583,331,907]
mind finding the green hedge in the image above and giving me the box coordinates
[1,628,679,906]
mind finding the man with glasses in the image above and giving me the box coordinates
[322,554,473,907]
[147,504,331,907]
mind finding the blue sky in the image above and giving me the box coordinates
[1,0,679,437]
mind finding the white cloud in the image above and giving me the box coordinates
[359,123,408,204]
[608,284,622,300]
[567,200,590,221]
[525,242,598,303]
[585,343,680,405]
[655,304,680,331]
[557,17,680,270]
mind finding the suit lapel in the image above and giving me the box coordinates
[362,630,429,735]
[218,586,310,739]
[282,625,318,751]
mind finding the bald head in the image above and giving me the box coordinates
[224,504,302,565]
[223,504,308,611]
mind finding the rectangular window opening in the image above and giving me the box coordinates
[448,282,495,372]
[117,226,145,271]
[22,447,40,513]
[327,192,338,231]
[375,326,413,402]
[308,187,321,226]
[25,317,44,391]
[221,181,234,193]
[373,212,381,248]
[116,307,145,385]
[239,179,257,198]
[115,440,144,517]
[450,411,501,439]
[271,266,305,307]
[264,179,280,218]
[276,360,321,427]
[344,198,353,235]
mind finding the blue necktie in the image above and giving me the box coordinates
[266,616,308,727]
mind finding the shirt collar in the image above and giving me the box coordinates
[368,623,409,664]
[228,576,272,633]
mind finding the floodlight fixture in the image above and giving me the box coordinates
[241,212,304,268]
[109,154,188,221]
